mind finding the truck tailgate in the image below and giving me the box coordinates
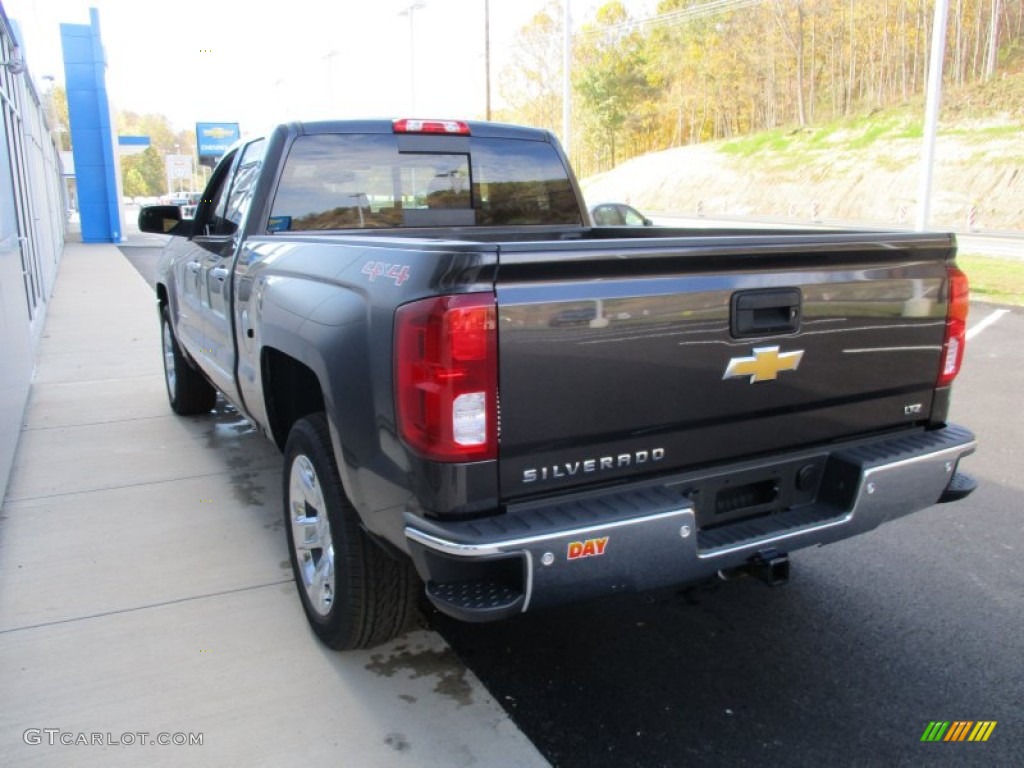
[494,231,955,499]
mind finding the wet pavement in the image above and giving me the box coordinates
[0,239,547,767]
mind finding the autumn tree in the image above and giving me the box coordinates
[574,1,658,171]
[494,0,1024,172]
[497,1,566,134]
[116,112,200,196]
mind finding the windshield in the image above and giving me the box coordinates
[268,133,581,231]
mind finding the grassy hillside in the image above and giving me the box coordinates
[958,254,1024,306]
[581,71,1024,232]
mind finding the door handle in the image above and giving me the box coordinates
[211,267,229,282]
[731,289,802,337]
[187,261,201,274]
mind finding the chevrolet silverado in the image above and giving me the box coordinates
[139,118,977,650]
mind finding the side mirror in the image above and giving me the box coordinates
[138,205,194,237]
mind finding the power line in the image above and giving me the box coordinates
[579,0,763,39]
[499,0,764,50]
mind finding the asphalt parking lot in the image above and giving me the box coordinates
[4,228,1019,766]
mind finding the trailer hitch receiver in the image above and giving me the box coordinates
[744,548,790,586]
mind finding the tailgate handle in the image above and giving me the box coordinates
[731,289,802,337]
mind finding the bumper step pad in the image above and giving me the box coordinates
[426,580,525,621]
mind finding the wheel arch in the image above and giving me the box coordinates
[261,346,327,451]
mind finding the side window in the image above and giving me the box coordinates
[270,134,405,231]
[592,205,620,226]
[208,176,232,234]
[196,141,265,237]
[621,206,645,226]
[194,150,237,236]
[224,140,265,231]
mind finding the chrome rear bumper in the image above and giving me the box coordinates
[405,425,976,622]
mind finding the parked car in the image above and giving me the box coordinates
[590,201,654,226]
[162,192,201,219]
[549,306,598,327]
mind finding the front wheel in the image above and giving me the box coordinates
[283,413,420,650]
[160,304,216,415]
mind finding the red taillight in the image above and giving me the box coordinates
[395,293,497,461]
[393,119,471,135]
[937,266,969,387]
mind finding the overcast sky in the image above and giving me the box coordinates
[5,0,656,134]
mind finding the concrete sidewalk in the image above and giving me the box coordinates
[0,243,547,766]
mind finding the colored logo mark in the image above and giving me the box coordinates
[202,126,235,139]
[920,721,997,742]
[723,346,804,383]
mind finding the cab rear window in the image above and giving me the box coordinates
[268,133,581,230]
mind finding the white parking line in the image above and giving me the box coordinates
[966,308,1010,341]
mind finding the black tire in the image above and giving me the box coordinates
[160,304,216,415]
[283,413,420,650]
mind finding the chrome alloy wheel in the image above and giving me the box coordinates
[162,319,176,396]
[288,454,336,617]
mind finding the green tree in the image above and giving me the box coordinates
[120,146,167,197]
[44,85,71,150]
[122,167,147,198]
[116,112,203,195]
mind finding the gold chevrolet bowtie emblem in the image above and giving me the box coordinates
[203,126,234,138]
[723,346,804,383]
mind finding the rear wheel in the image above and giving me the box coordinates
[160,305,216,415]
[284,413,420,650]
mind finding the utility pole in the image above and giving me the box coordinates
[916,0,949,231]
[562,0,572,156]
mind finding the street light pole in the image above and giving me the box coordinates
[485,0,491,120]
[323,50,339,111]
[41,75,56,123]
[399,2,426,113]
[175,144,181,194]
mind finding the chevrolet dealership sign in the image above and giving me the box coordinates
[196,122,240,166]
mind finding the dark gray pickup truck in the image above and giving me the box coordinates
[140,118,977,650]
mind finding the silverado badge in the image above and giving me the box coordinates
[723,346,804,383]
